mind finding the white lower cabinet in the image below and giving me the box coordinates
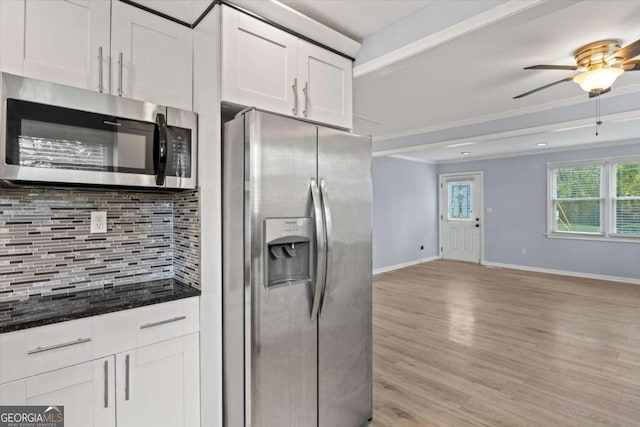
[0,298,200,427]
[0,357,116,427]
[116,334,200,427]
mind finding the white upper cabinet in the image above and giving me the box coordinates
[298,40,353,129]
[222,7,298,116]
[0,0,110,92]
[0,0,193,110]
[222,6,353,129]
[111,1,193,110]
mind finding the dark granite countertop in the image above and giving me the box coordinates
[0,279,201,333]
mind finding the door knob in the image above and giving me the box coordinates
[475,224,480,228]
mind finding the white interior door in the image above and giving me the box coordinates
[440,173,482,263]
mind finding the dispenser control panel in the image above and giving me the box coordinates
[264,217,313,289]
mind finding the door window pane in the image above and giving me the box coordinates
[448,181,472,220]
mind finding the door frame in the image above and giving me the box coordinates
[438,171,485,264]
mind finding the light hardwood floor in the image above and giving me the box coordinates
[372,260,640,427]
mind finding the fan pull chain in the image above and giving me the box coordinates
[595,94,602,136]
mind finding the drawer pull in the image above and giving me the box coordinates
[140,315,186,329]
[27,337,92,355]
[104,360,109,408]
[125,354,130,401]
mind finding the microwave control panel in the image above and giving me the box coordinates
[167,127,192,178]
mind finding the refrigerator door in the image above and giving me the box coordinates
[246,111,319,427]
[317,128,373,427]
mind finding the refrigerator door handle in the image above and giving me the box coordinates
[318,178,333,316]
[310,178,327,318]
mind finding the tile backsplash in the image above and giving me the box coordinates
[0,188,200,301]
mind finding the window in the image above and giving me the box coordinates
[448,181,473,220]
[614,162,640,235]
[548,157,640,240]
[552,164,603,233]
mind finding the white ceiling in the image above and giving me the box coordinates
[279,0,433,41]
[392,114,640,163]
[349,0,640,161]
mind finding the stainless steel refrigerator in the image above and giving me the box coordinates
[222,109,372,427]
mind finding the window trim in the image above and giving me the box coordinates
[547,155,640,242]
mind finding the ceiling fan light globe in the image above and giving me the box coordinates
[573,67,624,92]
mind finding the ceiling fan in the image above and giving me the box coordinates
[514,38,640,99]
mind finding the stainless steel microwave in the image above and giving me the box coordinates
[0,73,196,189]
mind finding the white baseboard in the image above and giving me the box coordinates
[373,256,440,275]
[482,261,640,286]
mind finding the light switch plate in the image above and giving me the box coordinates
[91,211,107,234]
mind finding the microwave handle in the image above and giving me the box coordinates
[155,113,168,186]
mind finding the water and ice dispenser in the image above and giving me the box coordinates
[264,218,313,289]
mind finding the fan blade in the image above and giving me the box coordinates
[513,77,574,99]
[623,60,640,71]
[524,65,577,70]
[614,38,640,61]
[589,87,612,98]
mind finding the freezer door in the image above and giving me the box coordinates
[317,128,373,427]
[246,111,319,427]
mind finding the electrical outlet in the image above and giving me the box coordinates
[521,247,527,255]
[91,211,107,234]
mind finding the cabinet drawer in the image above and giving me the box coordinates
[0,297,199,384]
[135,297,199,347]
[92,308,137,357]
[0,317,94,384]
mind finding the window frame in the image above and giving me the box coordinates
[547,156,640,243]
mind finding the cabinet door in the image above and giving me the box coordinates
[111,1,193,110]
[0,357,116,427]
[0,0,110,92]
[222,6,299,116]
[298,40,353,129]
[116,333,200,427]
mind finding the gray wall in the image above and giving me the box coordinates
[372,157,439,270]
[438,143,640,280]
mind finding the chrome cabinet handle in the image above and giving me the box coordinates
[98,46,104,93]
[118,52,123,96]
[27,337,92,355]
[140,315,186,329]
[292,78,298,115]
[310,178,326,318]
[125,354,130,401]
[104,360,109,408]
[319,178,333,316]
[303,81,309,118]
